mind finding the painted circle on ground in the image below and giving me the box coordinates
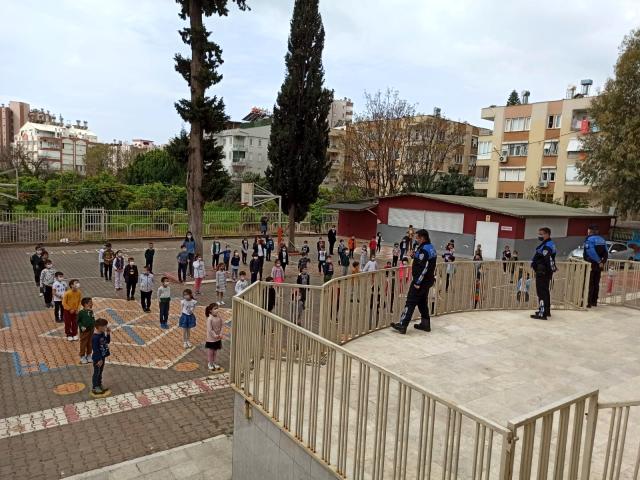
[174,361,199,372]
[53,382,85,395]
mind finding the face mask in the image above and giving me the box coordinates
[183,295,190,300]
[130,262,135,265]
[56,277,63,282]
[75,282,81,288]
[537,236,544,242]
[117,253,122,257]
[47,264,53,269]
[162,282,168,287]
[188,235,192,239]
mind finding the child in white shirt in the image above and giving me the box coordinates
[179,289,197,348]
[52,272,68,323]
[235,271,249,295]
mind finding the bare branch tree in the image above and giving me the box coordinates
[0,144,49,178]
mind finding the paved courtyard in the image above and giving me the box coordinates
[0,235,340,479]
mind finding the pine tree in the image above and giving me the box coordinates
[174,0,248,253]
[506,90,521,106]
[580,29,640,216]
[266,0,333,247]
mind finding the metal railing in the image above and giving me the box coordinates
[0,209,338,244]
[231,260,640,479]
[593,260,640,310]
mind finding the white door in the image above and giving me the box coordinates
[475,221,499,260]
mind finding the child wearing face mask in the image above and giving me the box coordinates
[124,257,139,301]
[62,279,82,341]
[157,276,171,328]
[179,289,197,348]
[215,264,227,305]
[193,253,206,295]
[139,266,154,313]
[113,250,125,291]
[205,302,223,371]
[230,250,240,281]
[40,259,56,308]
[177,245,189,283]
[52,271,68,323]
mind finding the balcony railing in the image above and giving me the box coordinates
[232,260,640,479]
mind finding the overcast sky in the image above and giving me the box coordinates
[0,0,637,143]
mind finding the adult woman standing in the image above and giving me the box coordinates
[183,232,196,278]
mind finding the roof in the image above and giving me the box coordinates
[383,193,613,218]
[326,200,378,211]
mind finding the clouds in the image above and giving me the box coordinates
[0,0,636,141]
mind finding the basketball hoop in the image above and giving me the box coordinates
[241,183,254,207]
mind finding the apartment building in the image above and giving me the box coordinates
[213,124,270,178]
[476,83,595,205]
[328,98,354,127]
[322,127,347,188]
[0,101,30,148]
[16,120,98,173]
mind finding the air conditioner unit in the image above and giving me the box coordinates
[499,147,509,163]
[538,179,549,188]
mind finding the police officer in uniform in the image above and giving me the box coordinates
[391,229,437,334]
[583,225,608,307]
[530,227,556,320]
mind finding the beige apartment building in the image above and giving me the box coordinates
[475,86,594,205]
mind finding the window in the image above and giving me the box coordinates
[547,114,561,129]
[478,140,492,158]
[543,141,559,156]
[610,243,627,254]
[499,168,526,182]
[249,138,253,146]
[471,136,478,148]
[540,168,556,182]
[258,139,262,147]
[498,192,524,199]
[565,165,585,185]
[505,117,531,132]
[453,154,463,164]
[503,143,528,156]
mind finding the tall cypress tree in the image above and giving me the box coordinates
[174,0,248,253]
[266,0,333,246]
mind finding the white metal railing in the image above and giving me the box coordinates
[0,209,338,244]
[231,261,640,479]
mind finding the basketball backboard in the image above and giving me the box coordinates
[241,182,254,207]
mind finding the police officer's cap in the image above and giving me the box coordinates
[588,224,599,231]
[416,229,429,238]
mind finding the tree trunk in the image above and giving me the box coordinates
[288,204,296,250]
[188,0,205,255]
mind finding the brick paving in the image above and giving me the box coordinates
[0,235,363,479]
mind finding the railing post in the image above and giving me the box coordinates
[580,392,599,480]
[499,430,516,480]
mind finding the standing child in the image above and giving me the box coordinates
[78,297,95,364]
[318,247,327,274]
[249,253,260,284]
[278,245,290,273]
[348,236,356,259]
[179,289,197,348]
[351,261,361,275]
[114,250,125,291]
[323,256,335,282]
[369,237,377,255]
[265,236,274,261]
[98,243,106,278]
[91,318,111,396]
[177,245,189,283]
[52,271,68,323]
[296,266,311,325]
[36,251,48,296]
[241,238,249,265]
[158,277,171,328]
[392,243,400,267]
[103,243,114,282]
[271,260,285,283]
[124,257,139,301]
[31,245,43,288]
[193,254,206,295]
[211,238,222,268]
[339,248,350,276]
[265,277,276,312]
[222,244,231,271]
[40,259,56,308]
[62,279,81,341]
[301,240,310,256]
[235,271,249,295]
[359,243,369,269]
[205,303,224,371]
[230,250,240,280]
[139,266,154,312]
[144,242,155,273]
[298,253,310,273]
[215,264,227,304]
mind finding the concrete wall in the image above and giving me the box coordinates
[232,392,338,480]
[378,224,477,257]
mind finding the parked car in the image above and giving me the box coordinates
[568,241,636,261]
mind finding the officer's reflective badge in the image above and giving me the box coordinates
[419,253,425,260]
[543,250,549,256]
